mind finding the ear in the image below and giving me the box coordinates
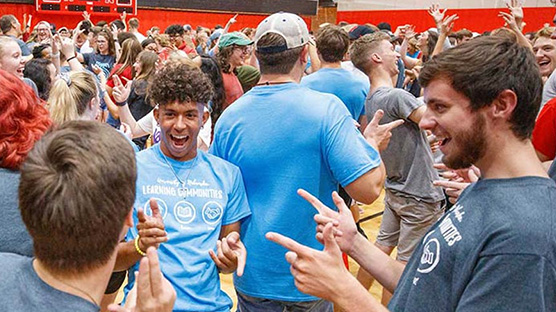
[124,208,134,228]
[202,109,209,126]
[491,89,517,120]
[153,106,160,124]
[370,52,382,64]
[300,44,309,64]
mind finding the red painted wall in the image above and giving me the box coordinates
[1,4,554,34]
[337,7,556,33]
[0,3,311,32]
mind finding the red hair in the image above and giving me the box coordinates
[0,70,52,170]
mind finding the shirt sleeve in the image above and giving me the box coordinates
[456,254,556,311]
[324,97,381,187]
[394,90,423,121]
[222,166,251,225]
[532,100,556,160]
[137,110,154,134]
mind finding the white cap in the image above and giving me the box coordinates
[254,12,310,53]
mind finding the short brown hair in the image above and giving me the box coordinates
[349,32,391,74]
[19,121,136,274]
[533,26,556,43]
[255,33,303,75]
[148,62,213,107]
[316,25,350,63]
[128,17,139,29]
[0,15,16,33]
[419,36,542,140]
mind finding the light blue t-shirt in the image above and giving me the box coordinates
[301,67,369,121]
[127,145,251,312]
[210,83,381,301]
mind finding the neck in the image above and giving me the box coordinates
[7,30,18,37]
[258,73,299,85]
[320,61,342,69]
[369,68,394,94]
[33,257,115,307]
[160,142,198,162]
[476,136,548,180]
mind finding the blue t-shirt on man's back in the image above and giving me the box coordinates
[210,83,381,301]
[301,67,369,121]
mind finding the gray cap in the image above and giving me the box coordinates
[254,12,310,53]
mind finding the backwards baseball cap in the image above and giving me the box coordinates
[349,25,375,40]
[254,12,310,53]
[218,32,253,48]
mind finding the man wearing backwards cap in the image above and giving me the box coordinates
[211,12,401,311]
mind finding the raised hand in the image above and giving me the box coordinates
[108,247,176,312]
[60,36,76,59]
[209,231,247,276]
[136,199,169,251]
[428,3,447,26]
[82,10,91,21]
[506,0,524,30]
[363,109,404,151]
[112,75,132,103]
[297,189,359,255]
[265,223,352,301]
[439,14,459,35]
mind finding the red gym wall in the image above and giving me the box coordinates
[337,7,555,34]
[1,3,554,33]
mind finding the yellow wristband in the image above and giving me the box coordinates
[134,236,146,256]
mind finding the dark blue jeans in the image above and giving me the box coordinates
[237,292,333,312]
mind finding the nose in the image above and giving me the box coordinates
[418,107,435,131]
[174,115,187,131]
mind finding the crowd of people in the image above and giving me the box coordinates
[0,1,555,311]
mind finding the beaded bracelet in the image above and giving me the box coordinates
[134,236,147,256]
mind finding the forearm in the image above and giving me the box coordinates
[104,93,120,119]
[114,240,142,271]
[400,39,417,69]
[118,104,149,138]
[349,234,405,293]
[332,274,389,312]
[431,33,447,57]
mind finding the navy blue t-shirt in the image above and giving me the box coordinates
[389,176,556,311]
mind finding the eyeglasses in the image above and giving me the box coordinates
[236,46,252,54]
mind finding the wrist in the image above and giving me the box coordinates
[134,236,147,256]
[115,100,128,106]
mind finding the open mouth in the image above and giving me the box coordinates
[170,134,189,148]
[16,67,24,77]
[438,136,452,150]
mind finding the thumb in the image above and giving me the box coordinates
[107,304,129,312]
[331,191,351,218]
[322,223,340,255]
[113,75,122,88]
[149,199,162,219]
[369,109,384,128]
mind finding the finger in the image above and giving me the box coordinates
[209,249,224,268]
[149,198,163,220]
[266,232,310,256]
[226,231,240,244]
[369,109,385,128]
[137,208,147,223]
[285,250,298,264]
[297,188,334,217]
[233,242,246,276]
[314,214,338,226]
[432,180,469,190]
[216,240,234,267]
[434,163,449,171]
[107,303,128,312]
[384,118,405,131]
[146,247,163,297]
[221,237,236,260]
[136,256,152,302]
[138,228,167,238]
[233,13,239,19]
[322,223,341,255]
[331,191,352,218]
[113,75,122,88]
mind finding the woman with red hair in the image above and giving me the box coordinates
[0,69,51,256]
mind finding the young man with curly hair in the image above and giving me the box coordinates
[116,63,251,312]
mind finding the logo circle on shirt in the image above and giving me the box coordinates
[202,201,223,225]
[143,198,168,220]
[417,236,440,274]
[173,200,196,224]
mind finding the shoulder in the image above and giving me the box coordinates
[201,151,242,174]
[0,252,27,273]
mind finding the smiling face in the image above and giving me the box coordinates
[228,45,251,68]
[36,23,51,42]
[154,100,207,161]
[533,36,556,78]
[376,39,400,77]
[419,78,487,169]
[0,40,25,78]
[96,34,109,55]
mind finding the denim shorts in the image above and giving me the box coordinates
[236,292,333,312]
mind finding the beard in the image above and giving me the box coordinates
[442,113,487,170]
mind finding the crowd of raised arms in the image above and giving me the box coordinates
[0,1,556,311]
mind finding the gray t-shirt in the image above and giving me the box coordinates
[389,177,556,311]
[365,87,443,202]
[0,253,99,311]
[0,168,33,257]
[542,69,556,109]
